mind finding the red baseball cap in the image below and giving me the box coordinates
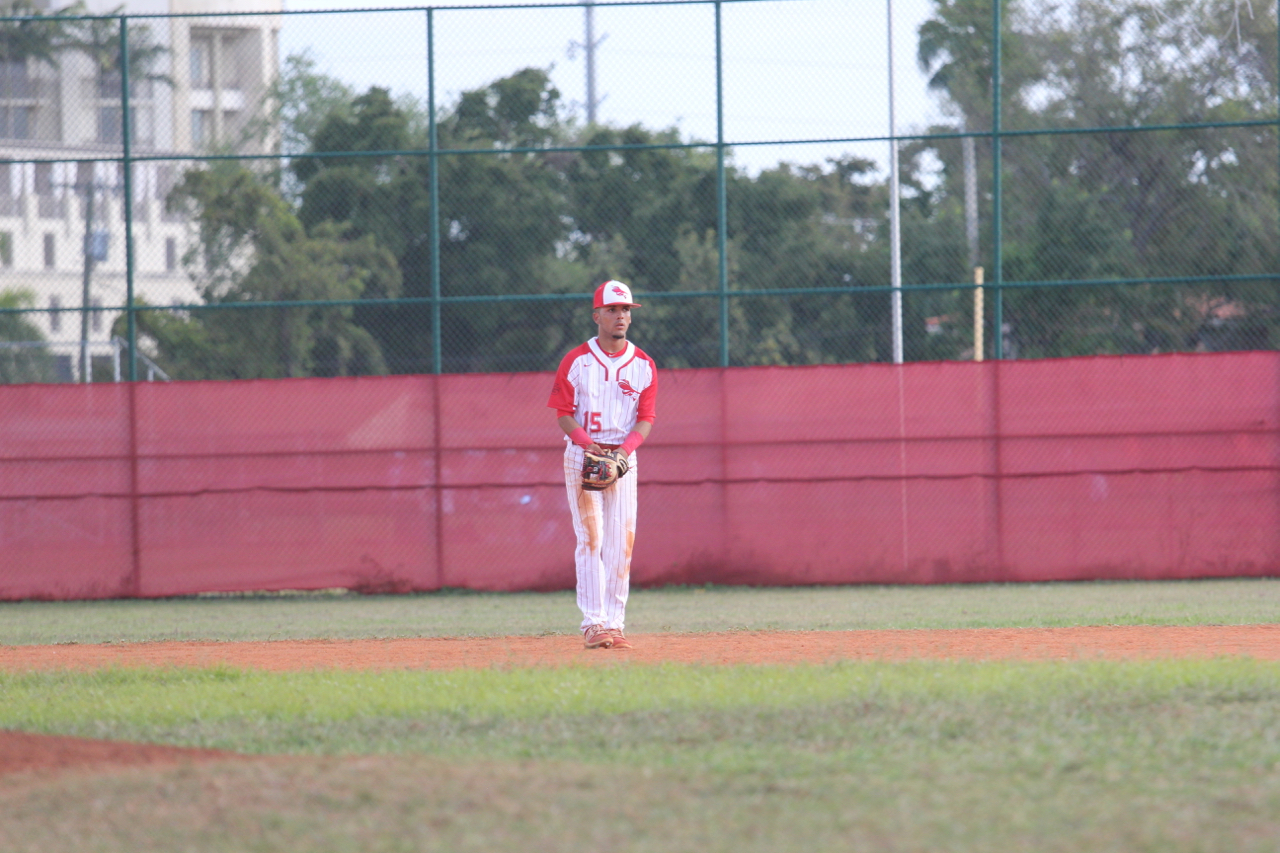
[594,280,642,308]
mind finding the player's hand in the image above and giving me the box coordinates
[585,442,604,454]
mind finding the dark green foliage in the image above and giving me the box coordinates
[0,289,58,383]
[916,0,1280,358]
[136,162,401,380]
[125,0,1280,379]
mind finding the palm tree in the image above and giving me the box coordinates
[68,7,171,146]
[0,1,76,69]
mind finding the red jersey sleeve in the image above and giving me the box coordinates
[636,353,657,423]
[547,349,580,417]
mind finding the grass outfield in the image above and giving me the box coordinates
[3,580,1280,852]
[3,661,1280,852]
[2,577,1280,644]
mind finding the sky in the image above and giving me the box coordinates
[277,0,947,176]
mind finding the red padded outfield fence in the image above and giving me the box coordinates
[2,351,1278,600]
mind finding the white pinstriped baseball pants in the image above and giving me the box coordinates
[563,445,639,631]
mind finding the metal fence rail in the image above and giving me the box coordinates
[0,0,1275,382]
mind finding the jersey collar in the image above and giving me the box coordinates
[588,338,633,363]
[587,338,634,381]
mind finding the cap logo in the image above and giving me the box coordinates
[594,279,641,308]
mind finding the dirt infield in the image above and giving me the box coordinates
[4,625,1278,779]
[0,731,247,779]
[4,625,1280,672]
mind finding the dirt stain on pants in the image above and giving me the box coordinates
[577,488,601,553]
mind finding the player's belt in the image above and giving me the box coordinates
[598,443,621,450]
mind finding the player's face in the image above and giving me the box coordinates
[594,305,632,342]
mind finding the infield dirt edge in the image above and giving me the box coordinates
[4,624,1280,672]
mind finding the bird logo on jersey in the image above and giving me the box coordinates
[618,379,639,398]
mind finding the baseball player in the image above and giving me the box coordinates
[547,280,657,650]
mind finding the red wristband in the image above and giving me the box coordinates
[567,427,593,449]
[619,430,646,456]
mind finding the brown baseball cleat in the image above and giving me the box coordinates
[606,629,633,650]
[583,624,614,649]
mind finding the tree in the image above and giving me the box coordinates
[145,162,402,379]
[0,2,172,139]
[0,1,76,70]
[70,6,170,86]
[257,50,356,158]
[726,156,901,364]
[0,289,59,384]
[915,0,1280,357]
[445,66,566,149]
[235,50,358,203]
[260,2,1280,377]
[289,68,914,371]
[295,72,580,374]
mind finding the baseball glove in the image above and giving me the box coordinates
[581,449,630,491]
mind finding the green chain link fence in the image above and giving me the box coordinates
[0,0,1275,383]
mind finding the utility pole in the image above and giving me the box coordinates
[963,131,979,270]
[964,130,984,361]
[76,164,116,383]
[888,0,903,364]
[569,1,607,124]
[79,176,96,383]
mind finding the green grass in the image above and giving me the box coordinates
[3,660,1280,852]
[1,659,1277,757]
[3,577,1280,644]
[4,580,1280,852]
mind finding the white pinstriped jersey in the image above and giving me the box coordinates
[548,338,657,444]
[550,336,656,633]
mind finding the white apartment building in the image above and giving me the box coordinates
[0,0,281,380]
